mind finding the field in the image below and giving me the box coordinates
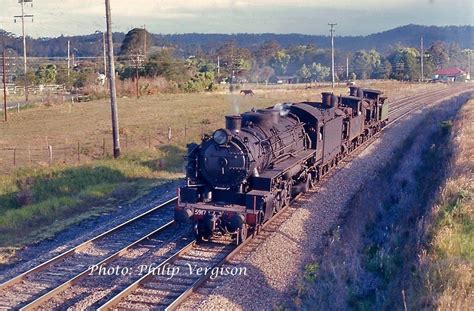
[0,81,446,262]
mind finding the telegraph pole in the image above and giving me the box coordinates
[469,51,472,79]
[420,36,424,82]
[346,57,349,80]
[15,0,34,102]
[102,32,107,75]
[105,0,121,158]
[134,52,142,99]
[143,25,147,58]
[329,23,337,88]
[2,49,7,122]
[67,40,71,79]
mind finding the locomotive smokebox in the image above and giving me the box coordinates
[225,115,242,133]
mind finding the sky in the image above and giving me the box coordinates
[0,0,472,38]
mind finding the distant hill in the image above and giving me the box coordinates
[0,24,472,57]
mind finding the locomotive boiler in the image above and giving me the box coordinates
[175,88,389,243]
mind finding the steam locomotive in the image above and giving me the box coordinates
[175,87,388,243]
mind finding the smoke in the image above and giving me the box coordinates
[226,94,242,115]
[274,102,293,116]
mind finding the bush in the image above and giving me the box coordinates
[179,72,216,93]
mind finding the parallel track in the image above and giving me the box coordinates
[0,197,178,310]
[1,84,472,310]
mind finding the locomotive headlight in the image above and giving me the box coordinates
[213,129,230,145]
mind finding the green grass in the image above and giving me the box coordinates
[405,99,474,309]
[0,147,184,259]
[433,190,473,261]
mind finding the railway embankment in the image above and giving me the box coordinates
[181,90,473,310]
[292,95,473,310]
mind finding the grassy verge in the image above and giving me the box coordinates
[0,146,184,264]
[290,94,471,310]
[410,100,473,309]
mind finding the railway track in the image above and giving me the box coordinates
[0,197,178,310]
[1,84,471,311]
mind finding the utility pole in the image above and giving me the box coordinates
[143,25,147,58]
[469,51,472,79]
[14,0,34,102]
[133,52,142,99]
[329,23,337,88]
[105,0,121,158]
[420,36,424,82]
[67,40,71,79]
[346,57,349,80]
[217,56,220,75]
[465,49,472,79]
[2,49,7,122]
[102,32,107,75]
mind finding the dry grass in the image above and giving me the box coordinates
[419,99,474,309]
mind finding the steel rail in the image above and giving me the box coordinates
[0,196,177,292]
[97,241,196,310]
[20,220,175,310]
[163,197,296,311]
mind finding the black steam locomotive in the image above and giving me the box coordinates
[175,87,388,243]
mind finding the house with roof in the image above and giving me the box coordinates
[432,67,470,82]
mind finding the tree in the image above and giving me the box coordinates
[310,63,330,82]
[119,28,153,56]
[254,40,280,66]
[34,64,57,85]
[374,60,392,79]
[352,50,371,80]
[259,66,275,83]
[179,72,216,93]
[352,49,381,80]
[215,41,252,78]
[428,41,449,69]
[143,49,189,83]
[297,64,311,82]
[270,50,290,75]
[388,48,420,81]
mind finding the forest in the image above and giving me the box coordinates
[1,24,472,93]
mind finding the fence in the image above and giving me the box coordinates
[0,124,209,174]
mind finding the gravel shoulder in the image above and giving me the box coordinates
[179,91,474,310]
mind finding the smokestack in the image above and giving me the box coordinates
[225,115,242,133]
[321,92,338,108]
